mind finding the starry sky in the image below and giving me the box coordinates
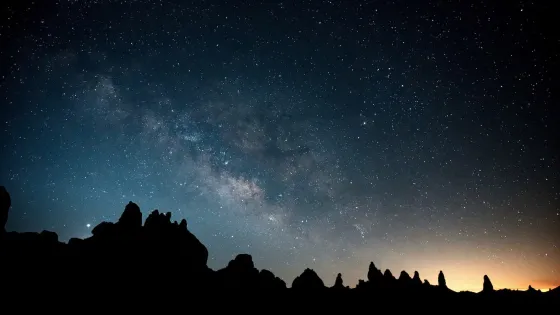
[1,0,558,292]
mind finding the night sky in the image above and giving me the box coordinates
[1,0,558,291]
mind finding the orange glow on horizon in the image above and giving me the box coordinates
[328,264,559,292]
[307,240,560,292]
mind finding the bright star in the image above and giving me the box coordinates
[86,223,91,228]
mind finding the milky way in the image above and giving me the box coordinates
[1,0,558,291]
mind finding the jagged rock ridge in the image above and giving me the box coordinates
[0,186,559,304]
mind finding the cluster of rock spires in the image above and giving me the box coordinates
[0,186,558,303]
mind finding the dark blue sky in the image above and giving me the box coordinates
[1,0,558,291]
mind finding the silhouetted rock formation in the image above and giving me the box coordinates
[438,270,447,289]
[549,286,560,297]
[383,269,394,279]
[333,273,344,289]
[399,270,412,283]
[119,201,142,229]
[0,186,10,232]
[214,253,285,289]
[483,275,494,293]
[367,261,383,282]
[383,269,396,282]
[215,254,286,290]
[527,285,541,294]
[216,253,258,289]
[259,269,287,289]
[412,271,422,286]
[292,268,325,290]
[141,208,209,267]
[0,186,557,307]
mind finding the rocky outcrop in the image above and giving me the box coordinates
[367,261,383,282]
[333,273,344,289]
[527,285,539,293]
[229,253,255,269]
[412,271,422,286]
[259,269,287,289]
[142,209,208,267]
[216,254,259,289]
[483,275,494,293]
[118,201,142,229]
[384,269,395,281]
[398,270,412,283]
[211,253,287,289]
[292,268,325,290]
[548,286,560,297]
[0,186,11,231]
[438,271,447,289]
[382,269,396,288]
